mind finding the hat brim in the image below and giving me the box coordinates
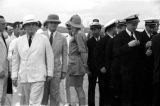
[68,21,83,28]
[22,21,38,27]
[126,19,140,23]
[90,24,102,27]
[90,25,102,29]
[45,20,61,24]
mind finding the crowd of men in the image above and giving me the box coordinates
[0,13,160,106]
[87,15,160,106]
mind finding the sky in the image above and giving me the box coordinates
[0,0,160,27]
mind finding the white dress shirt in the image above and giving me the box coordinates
[48,30,56,39]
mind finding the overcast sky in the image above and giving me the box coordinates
[0,0,160,27]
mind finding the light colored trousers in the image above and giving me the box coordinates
[12,81,26,106]
[21,81,44,106]
[42,77,61,106]
[0,77,7,106]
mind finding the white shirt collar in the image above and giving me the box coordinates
[145,29,151,38]
[126,28,137,39]
[106,32,114,38]
[126,28,132,36]
[94,36,100,41]
[48,30,56,38]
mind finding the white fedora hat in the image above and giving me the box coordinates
[22,15,38,26]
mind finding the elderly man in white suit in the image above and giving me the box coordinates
[12,15,54,106]
[41,14,68,106]
[0,15,9,106]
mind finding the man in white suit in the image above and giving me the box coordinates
[0,15,8,106]
[41,14,68,106]
[12,15,54,106]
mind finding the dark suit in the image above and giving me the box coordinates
[87,35,112,106]
[140,30,155,105]
[109,35,122,106]
[113,30,146,105]
[152,33,160,106]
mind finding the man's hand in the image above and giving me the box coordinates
[12,79,18,87]
[46,76,52,82]
[0,71,5,78]
[128,40,140,47]
[61,72,66,80]
[146,49,152,56]
[100,67,107,73]
[146,41,152,48]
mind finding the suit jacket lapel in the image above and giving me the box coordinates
[0,36,6,49]
[124,30,133,41]
[24,34,34,58]
[52,32,60,48]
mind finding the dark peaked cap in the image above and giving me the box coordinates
[144,19,159,25]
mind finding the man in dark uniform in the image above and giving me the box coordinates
[141,19,159,106]
[87,19,104,40]
[113,14,146,106]
[107,19,126,106]
[116,19,126,34]
[87,20,110,106]
[104,19,118,76]
[104,19,118,106]
[151,21,160,106]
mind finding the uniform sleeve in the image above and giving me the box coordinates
[45,37,54,77]
[12,39,20,80]
[62,37,68,72]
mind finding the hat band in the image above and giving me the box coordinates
[126,17,139,22]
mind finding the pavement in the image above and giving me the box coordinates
[5,74,99,106]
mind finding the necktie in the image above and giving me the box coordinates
[28,36,32,47]
[150,33,154,39]
[1,33,7,48]
[49,32,53,45]
[130,32,135,40]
